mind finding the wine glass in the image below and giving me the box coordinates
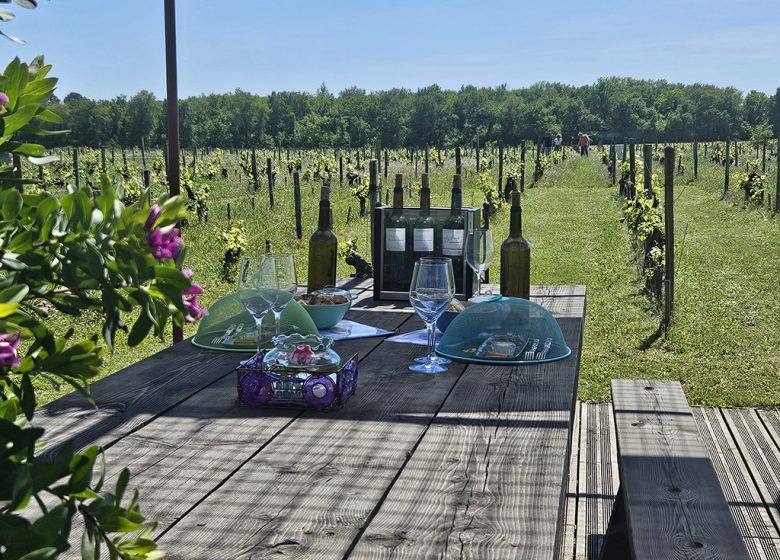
[258,254,298,339]
[237,257,272,355]
[415,257,453,366]
[466,229,494,296]
[408,258,455,374]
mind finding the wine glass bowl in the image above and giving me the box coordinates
[408,258,455,374]
[258,254,298,339]
[237,257,273,354]
[466,229,495,296]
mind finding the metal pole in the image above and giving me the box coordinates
[165,0,183,344]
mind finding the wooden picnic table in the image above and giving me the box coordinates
[35,280,585,559]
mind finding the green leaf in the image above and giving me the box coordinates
[19,372,35,420]
[1,187,23,219]
[115,468,129,505]
[154,266,189,291]
[2,104,38,134]
[18,548,59,560]
[0,302,19,318]
[0,284,29,304]
[0,141,45,156]
[127,311,152,347]
[34,108,62,123]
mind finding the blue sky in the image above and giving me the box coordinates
[2,0,779,99]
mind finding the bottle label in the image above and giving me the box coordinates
[413,228,434,252]
[442,229,464,256]
[386,228,406,252]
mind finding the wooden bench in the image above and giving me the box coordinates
[600,380,750,560]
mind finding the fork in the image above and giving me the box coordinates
[535,338,552,360]
[212,324,237,345]
[524,339,540,360]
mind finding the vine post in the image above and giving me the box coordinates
[369,159,379,266]
[251,147,258,191]
[424,146,429,174]
[384,148,389,179]
[455,146,462,175]
[266,157,274,208]
[482,202,490,283]
[520,141,526,192]
[762,142,766,172]
[693,140,698,179]
[498,142,504,200]
[775,139,780,212]
[628,141,636,198]
[339,152,343,185]
[293,171,302,239]
[609,144,616,185]
[73,147,79,188]
[643,144,653,200]
[101,146,107,173]
[734,140,739,167]
[724,139,730,194]
[663,146,675,335]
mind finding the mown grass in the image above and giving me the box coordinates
[35,147,780,407]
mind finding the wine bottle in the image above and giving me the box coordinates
[307,186,337,292]
[413,173,436,262]
[383,173,410,291]
[442,175,465,293]
[500,190,531,299]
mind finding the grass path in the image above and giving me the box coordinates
[519,155,662,402]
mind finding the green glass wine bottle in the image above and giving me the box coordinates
[442,174,465,293]
[384,173,410,292]
[307,185,337,292]
[413,173,436,262]
[500,190,531,299]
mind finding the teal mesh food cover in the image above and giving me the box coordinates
[192,291,318,352]
[436,297,571,364]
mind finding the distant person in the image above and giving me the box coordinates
[543,135,552,156]
[578,132,590,156]
[553,133,563,151]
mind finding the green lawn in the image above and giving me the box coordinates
[35,148,780,408]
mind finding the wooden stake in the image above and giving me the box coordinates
[663,146,675,334]
[293,171,302,240]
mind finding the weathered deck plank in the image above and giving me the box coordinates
[349,294,585,559]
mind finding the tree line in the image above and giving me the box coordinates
[34,77,780,149]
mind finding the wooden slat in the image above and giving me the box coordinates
[574,398,589,560]
[34,282,375,456]
[155,313,471,558]
[611,380,750,560]
[693,407,780,560]
[88,306,411,534]
[560,400,581,560]
[348,295,585,559]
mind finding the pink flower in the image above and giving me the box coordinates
[0,332,21,367]
[289,344,316,366]
[181,269,207,324]
[0,92,9,104]
[145,205,162,231]
[148,226,182,261]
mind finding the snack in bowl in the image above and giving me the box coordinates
[300,287,354,329]
[437,299,468,333]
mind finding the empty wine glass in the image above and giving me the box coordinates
[415,257,453,366]
[237,257,273,355]
[408,258,455,374]
[258,254,298,339]
[466,229,494,296]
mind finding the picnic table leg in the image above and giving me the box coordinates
[599,486,630,560]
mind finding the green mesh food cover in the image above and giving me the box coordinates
[436,297,571,365]
[192,291,318,352]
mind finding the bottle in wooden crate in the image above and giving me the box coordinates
[383,174,411,291]
[442,175,466,294]
[413,173,436,263]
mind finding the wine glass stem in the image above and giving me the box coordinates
[272,310,282,338]
[426,320,436,366]
[255,319,264,356]
[476,273,482,296]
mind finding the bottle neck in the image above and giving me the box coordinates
[510,205,522,237]
[450,188,462,212]
[420,189,431,213]
[318,201,330,229]
[392,189,404,212]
